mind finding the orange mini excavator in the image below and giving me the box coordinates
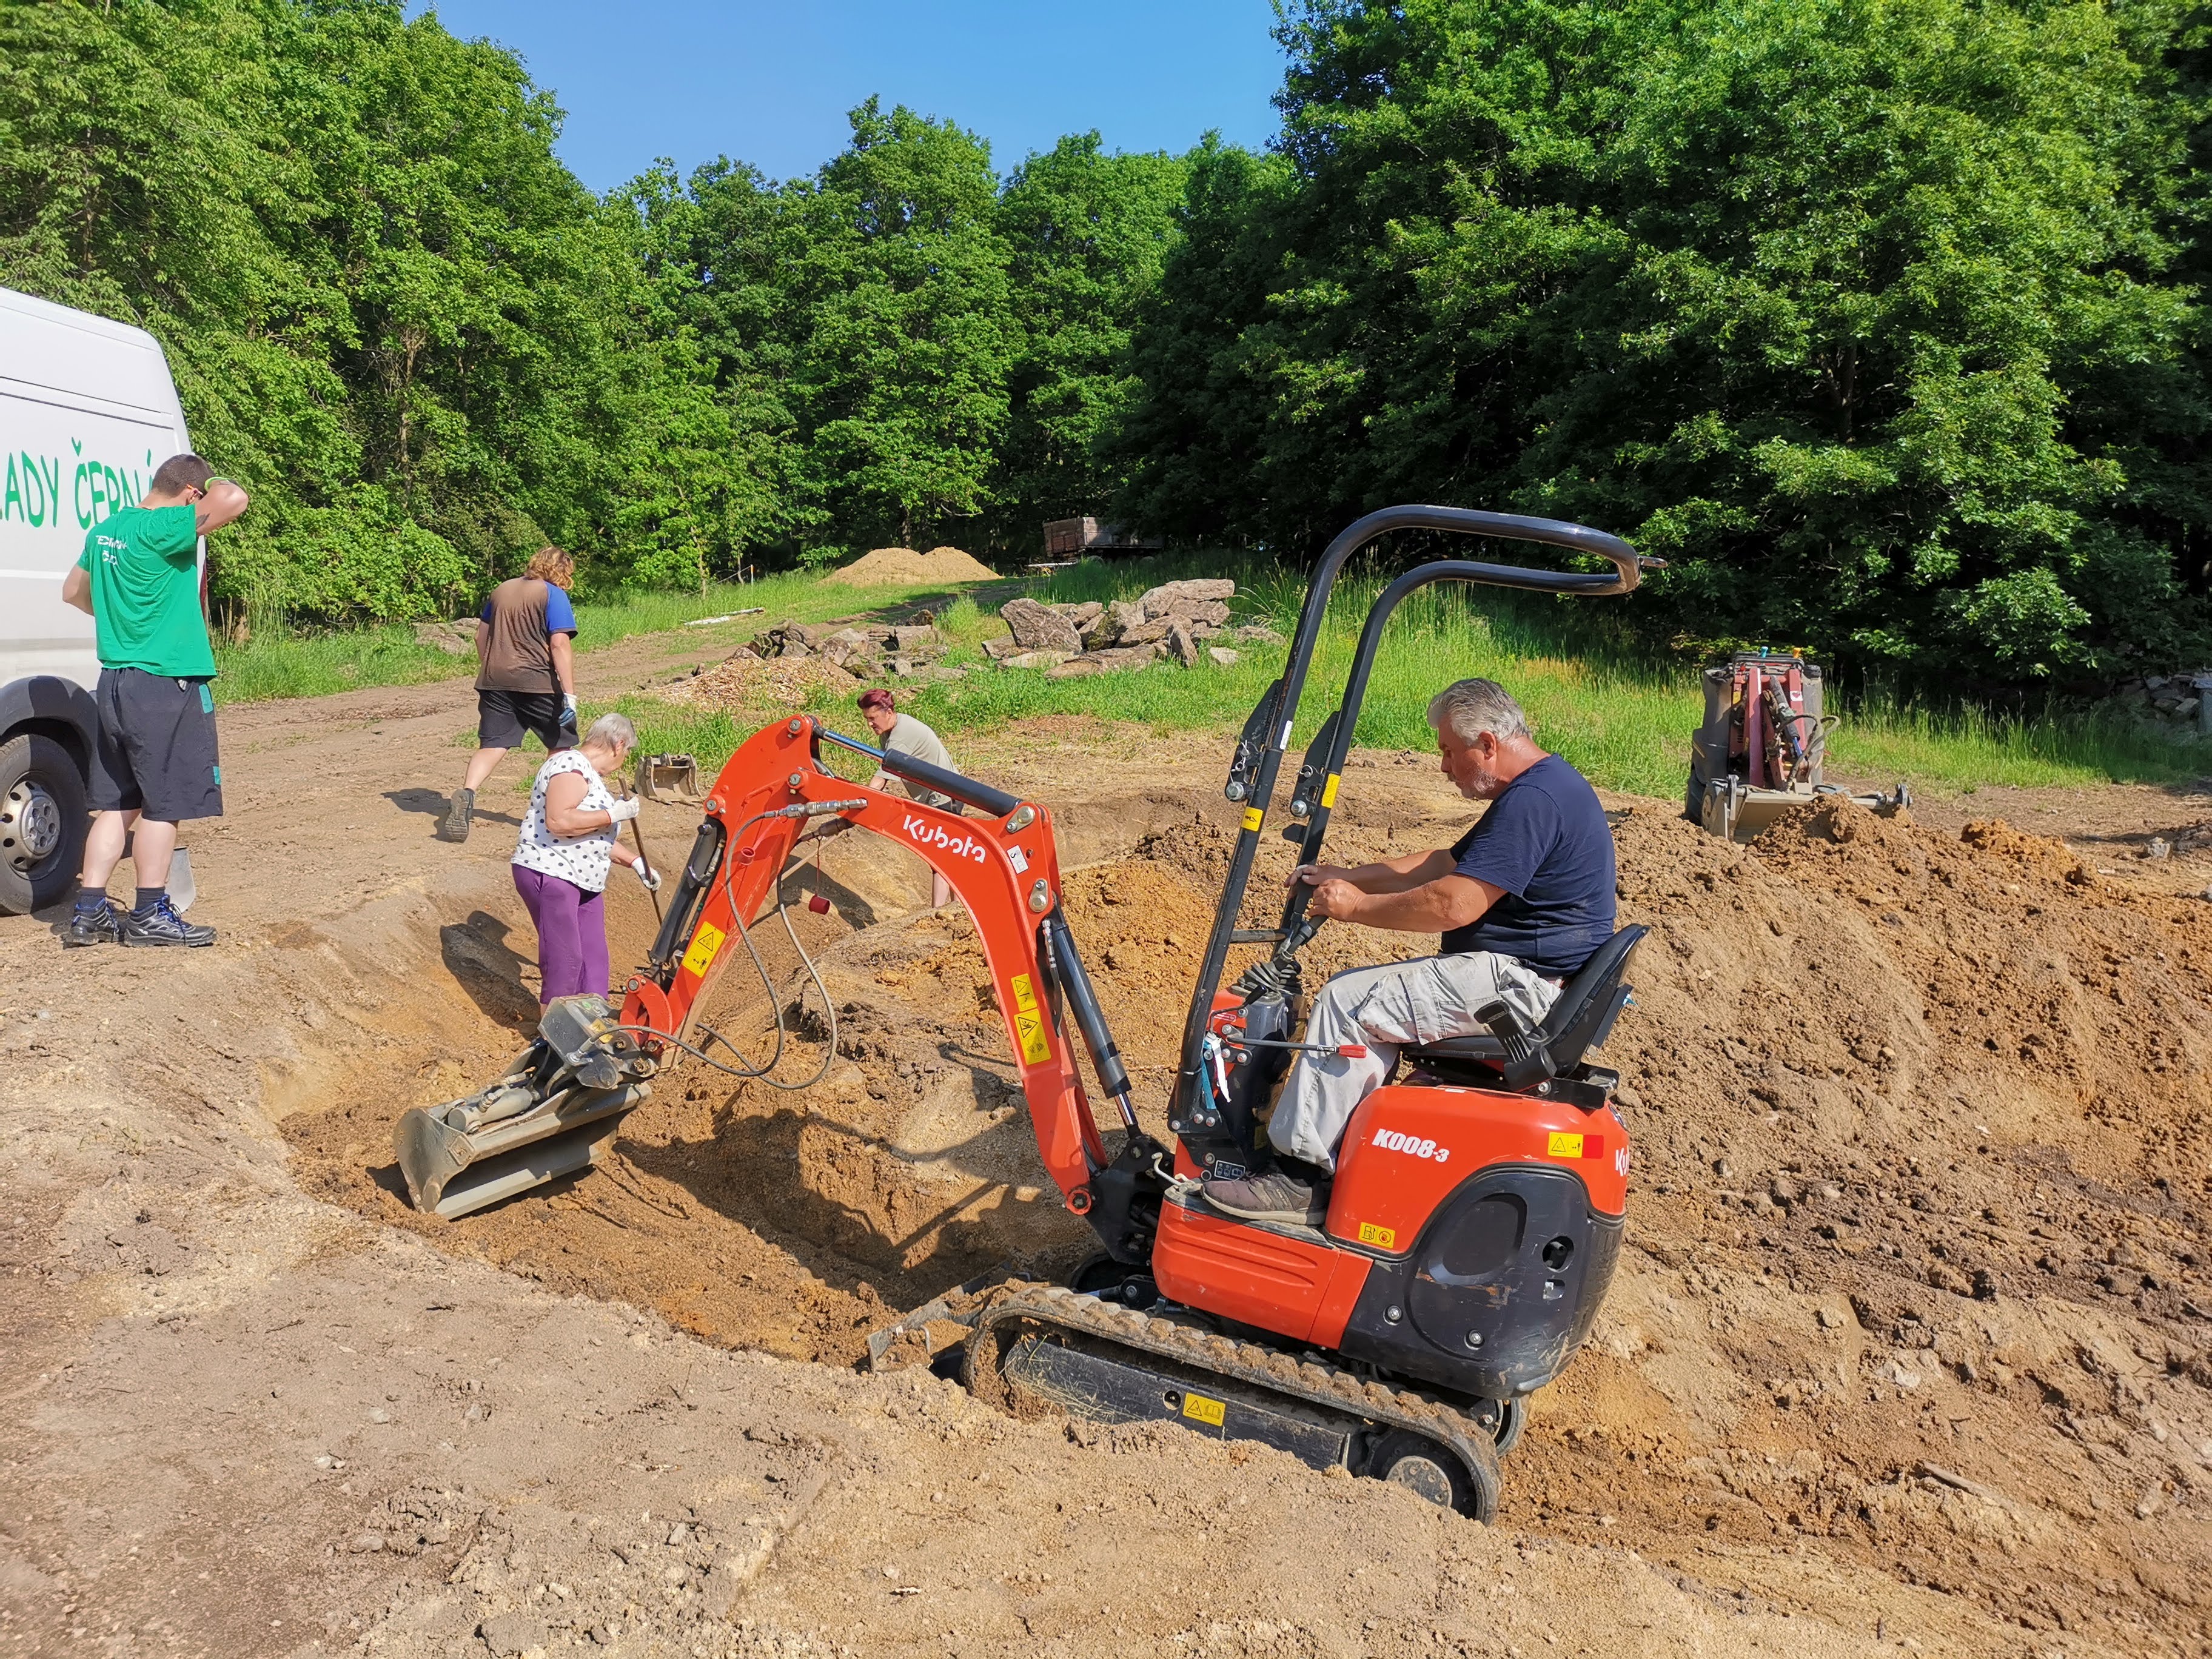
[396,506,1657,1520]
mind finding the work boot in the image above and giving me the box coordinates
[119,896,216,948]
[1202,1164,1329,1227]
[443,787,475,843]
[61,897,122,948]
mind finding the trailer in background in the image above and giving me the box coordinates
[0,286,195,914]
[1040,517,1162,566]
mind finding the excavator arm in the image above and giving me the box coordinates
[620,714,1137,1212]
[396,713,1145,1228]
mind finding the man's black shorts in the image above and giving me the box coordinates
[89,668,224,822]
[477,687,569,751]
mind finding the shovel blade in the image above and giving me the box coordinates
[167,848,195,913]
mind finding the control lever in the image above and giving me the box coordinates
[1475,999,1557,1091]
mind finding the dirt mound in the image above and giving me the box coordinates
[217,709,2212,1649]
[821,545,999,588]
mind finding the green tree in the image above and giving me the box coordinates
[1110,137,1298,548]
[789,99,1019,554]
[988,133,1187,552]
[0,0,740,623]
[1124,0,2212,684]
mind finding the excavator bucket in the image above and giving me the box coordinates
[637,752,703,805]
[393,995,657,1220]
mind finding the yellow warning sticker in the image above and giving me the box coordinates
[1320,774,1340,809]
[1181,1392,1227,1427]
[1547,1131,1585,1159]
[681,921,725,979]
[1356,1221,1396,1250]
[1007,974,1052,1062]
[1014,1011,1052,1065]
[1240,805,1264,832]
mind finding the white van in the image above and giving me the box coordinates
[0,285,196,914]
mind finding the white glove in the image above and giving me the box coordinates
[561,692,579,719]
[608,796,641,824]
[632,859,662,892]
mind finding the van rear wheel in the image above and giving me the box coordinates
[0,734,87,915]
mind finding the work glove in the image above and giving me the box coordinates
[608,796,642,825]
[558,692,580,743]
[632,859,662,893]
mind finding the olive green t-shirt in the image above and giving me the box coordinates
[75,504,215,678]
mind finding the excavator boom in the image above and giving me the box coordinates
[395,714,1134,1230]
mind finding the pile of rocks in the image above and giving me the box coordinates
[987,580,1279,678]
[734,617,959,681]
[2115,672,2212,728]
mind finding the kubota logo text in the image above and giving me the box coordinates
[1370,1127,1450,1164]
[903,815,987,863]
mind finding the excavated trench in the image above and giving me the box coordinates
[275,769,1470,1364]
[273,759,2212,1651]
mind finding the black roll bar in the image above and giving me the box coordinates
[1171,505,1652,1117]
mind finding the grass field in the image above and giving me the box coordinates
[604,553,2212,802]
[210,572,985,705]
[218,550,2212,802]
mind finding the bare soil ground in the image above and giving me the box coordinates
[5,631,2212,1658]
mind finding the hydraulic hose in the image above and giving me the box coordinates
[619,799,866,1092]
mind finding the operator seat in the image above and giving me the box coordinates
[1404,924,1647,1082]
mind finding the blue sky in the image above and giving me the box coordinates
[410,2,1289,192]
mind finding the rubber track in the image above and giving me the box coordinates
[973,1282,1503,1523]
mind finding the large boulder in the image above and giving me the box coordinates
[1086,598,1148,646]
[1000,597,1082,654]
[1165,617,1200,668]
[1139,578,1235,619]
[1045,645,1158,680]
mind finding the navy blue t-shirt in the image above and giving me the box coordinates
[1443,754,1616,976]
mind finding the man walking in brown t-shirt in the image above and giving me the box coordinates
[441,546,580,843]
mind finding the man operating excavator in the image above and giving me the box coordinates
[1201,677,1618,1227]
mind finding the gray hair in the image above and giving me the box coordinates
[1426,678,1530,745]
[583,711,637,754]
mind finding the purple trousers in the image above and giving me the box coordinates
[512,865,609,1005]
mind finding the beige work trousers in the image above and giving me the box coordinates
[1267,952,1560,1173]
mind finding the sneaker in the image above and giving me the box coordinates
[442,788,475,843]
[62,899,122,948]
[119,896,216,948]
[1201,1165,1330,1227]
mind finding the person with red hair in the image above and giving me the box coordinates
[855,688,957,910]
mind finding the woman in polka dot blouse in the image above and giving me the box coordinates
[511,711,660,1004]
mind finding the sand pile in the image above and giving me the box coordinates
[822,545,999,587]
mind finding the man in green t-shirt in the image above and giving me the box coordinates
[59,452,250,948]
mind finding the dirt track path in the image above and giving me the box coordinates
[4,634,2211,1658]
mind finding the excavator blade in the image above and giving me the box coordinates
[393,995,657,1220]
